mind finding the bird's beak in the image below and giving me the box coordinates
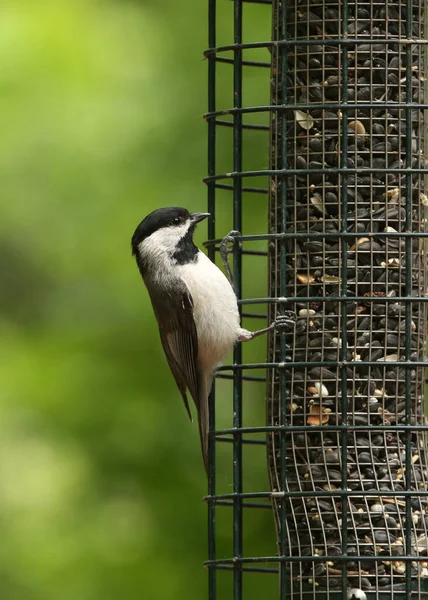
[191,212,210,224]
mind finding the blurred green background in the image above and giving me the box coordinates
[0,1,278,599]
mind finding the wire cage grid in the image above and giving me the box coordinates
[205,0,428,598]
[206,1,275,597]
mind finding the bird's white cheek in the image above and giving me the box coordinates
[139,222,191,262]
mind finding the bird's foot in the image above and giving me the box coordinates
[238,311,296,342]
[219,230,242,288]
[272,311,297,333]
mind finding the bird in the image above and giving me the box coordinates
[131,206,292,473]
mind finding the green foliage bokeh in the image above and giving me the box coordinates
[0,1,276,599]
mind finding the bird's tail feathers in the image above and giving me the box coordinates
[196,373,212,475]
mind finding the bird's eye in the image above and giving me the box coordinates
[172,217,181,225]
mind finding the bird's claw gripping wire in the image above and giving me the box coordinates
[220,230,242,287]
[273,311,297,333]
[238,310,297,342]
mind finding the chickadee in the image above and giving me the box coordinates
[131,207,288,472]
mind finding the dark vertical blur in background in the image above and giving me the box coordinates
[0,2,275,599]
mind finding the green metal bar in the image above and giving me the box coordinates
[205,488,428,500]
[277,1,288,596]
[205,232,428,243]
[205,38,428,57]
[217,360,428,369]
[205,553,428,565]
[235,294,428,303]
[205,167,428,180]
[216,424,428,433]
[204,102,428,118]
[207,1,217,600]
[232,2,243,600]
[213,57,271,68]
[211,565,279,573]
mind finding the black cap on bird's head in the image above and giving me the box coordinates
[131,206,209,255]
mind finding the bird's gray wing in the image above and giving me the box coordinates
[147,280,209,473]
[158,326,194,422]
[150,282,200,414]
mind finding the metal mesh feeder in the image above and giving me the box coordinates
[267,0,428,597]
[205,0,428,598]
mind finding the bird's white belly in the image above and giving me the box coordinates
[179,253,241,368]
